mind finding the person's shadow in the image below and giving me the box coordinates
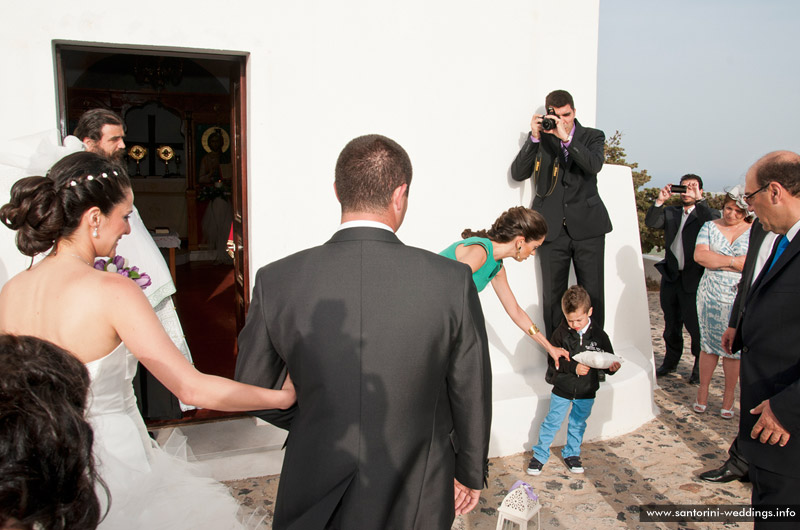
[277,299,396,528]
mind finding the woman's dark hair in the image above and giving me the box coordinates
[462,206,548,243]
[0,151,131,256]
[0,334,105,530]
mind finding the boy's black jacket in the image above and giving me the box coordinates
[545,319,616,400]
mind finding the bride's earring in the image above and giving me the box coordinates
[93,226,99,238]
[516,245,522,260]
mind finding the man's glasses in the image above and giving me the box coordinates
[743,183,770,205]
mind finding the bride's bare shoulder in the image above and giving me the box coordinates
[0,268,35,298]
[94,267,151,302]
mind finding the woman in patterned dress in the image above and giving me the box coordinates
[693,187,752,418]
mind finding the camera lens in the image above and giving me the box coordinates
[542,117,556,131]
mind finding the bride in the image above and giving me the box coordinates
[0,151,295,529]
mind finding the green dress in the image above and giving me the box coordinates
[439,237,503,292]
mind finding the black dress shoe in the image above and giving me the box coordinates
[699,464,746,483]
[655,364,677,377]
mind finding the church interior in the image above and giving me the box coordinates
[60,46,247,425]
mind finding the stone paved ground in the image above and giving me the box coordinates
[227,292,752,529]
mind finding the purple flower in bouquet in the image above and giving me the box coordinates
[129,266,152,289]
[109,255,126,272]
[93,255,151,290]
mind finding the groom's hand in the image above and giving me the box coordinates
[453,479,481,515]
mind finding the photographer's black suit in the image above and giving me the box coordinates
[644,200,719,374]
[511,120,611,338]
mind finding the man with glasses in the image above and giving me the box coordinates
[511,89,611,339]
[732,151,800,527]
[645,175,719,384]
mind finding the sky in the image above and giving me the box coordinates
[596,0,800,193]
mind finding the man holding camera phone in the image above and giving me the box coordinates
[645,175,719,383]
[511,90,611,339]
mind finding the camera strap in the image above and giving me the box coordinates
[533,150,559,198]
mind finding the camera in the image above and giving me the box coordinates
[670,184,687,194]
[541,106,557,131]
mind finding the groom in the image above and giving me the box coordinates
[235,134,492,529]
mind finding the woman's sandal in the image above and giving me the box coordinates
[693,402,707,414]
[720,408,735,419]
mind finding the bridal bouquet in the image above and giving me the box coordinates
[94,255,152,290]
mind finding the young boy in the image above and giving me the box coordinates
[527,285,620,475]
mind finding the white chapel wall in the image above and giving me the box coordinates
[0,0,655,456]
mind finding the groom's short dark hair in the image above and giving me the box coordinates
[335,134,412,214]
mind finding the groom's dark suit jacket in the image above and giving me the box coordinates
[734,221,800,477]
[235,227,492,530]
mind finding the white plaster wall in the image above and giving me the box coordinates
[0,0,601,277]
[0,0,656,459]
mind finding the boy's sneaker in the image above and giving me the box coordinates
[526,456,544,476]
[564,456,584,474]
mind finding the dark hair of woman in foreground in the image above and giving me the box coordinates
[0,334,105,530]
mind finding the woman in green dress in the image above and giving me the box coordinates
[440,206,569,365]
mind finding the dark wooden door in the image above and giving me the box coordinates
[230,58,250,334]
[55,45,252,425]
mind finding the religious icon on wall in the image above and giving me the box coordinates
[196,125,231,185]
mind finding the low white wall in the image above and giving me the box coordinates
[485,163,657,457]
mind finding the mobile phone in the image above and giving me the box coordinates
[670,184,687,194]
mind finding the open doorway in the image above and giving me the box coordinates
[56,44,251,425]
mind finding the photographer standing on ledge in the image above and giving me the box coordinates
[511,89,611,339]
[645,176,719,383]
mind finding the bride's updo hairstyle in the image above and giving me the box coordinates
[0,151,131,257]
[461,206,548,243]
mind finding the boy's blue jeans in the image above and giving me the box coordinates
[532,393,595,463]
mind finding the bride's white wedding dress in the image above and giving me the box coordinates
[84,343,254,529]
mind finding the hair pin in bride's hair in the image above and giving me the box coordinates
[66,171,111,189]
